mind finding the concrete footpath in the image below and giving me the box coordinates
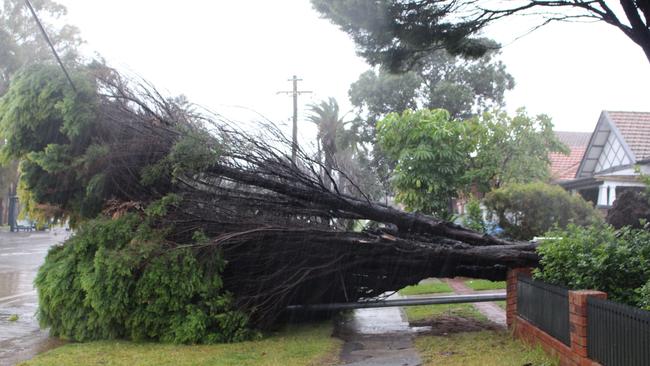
[0,229,67,366]
[336,294,427,366]
[444,278,506,326]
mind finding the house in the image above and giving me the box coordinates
[560,111,650,209]
[549,131,591,183]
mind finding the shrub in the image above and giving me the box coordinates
[606,189,650,229]
[461,197,486,233]
[484,182,602,240]
[35,213,254,343]
[535,224,650,307]
[638,280,650,310]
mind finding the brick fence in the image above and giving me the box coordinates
[506,268,607,366]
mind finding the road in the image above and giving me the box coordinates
[0,229,68,366]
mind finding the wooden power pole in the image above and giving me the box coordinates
[277,75,311,163]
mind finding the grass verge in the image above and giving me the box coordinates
[404,303,486,322]
[399,279,453,296]
[415,330,558,366]
[19,323,341,366]
[463,279,506,291]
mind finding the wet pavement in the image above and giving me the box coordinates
[336,294,428,366]
[444,278,506,326]
[0,229,68,366]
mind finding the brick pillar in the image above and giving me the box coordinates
[568,290,607,364]
[506,267,532,328]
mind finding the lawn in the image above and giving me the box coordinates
[415,330,558,366]
[404,303,486,322]
[399,279,453,296]
[19,323,341,366]
[463,279,506,291]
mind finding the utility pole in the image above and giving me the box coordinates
[277,75,311,163]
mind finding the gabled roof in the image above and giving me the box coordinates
[606,111,650,161]
[549,131,591,181]
[576,111,650,178]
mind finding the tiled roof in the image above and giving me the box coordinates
[606,111,650,161]
[550,131,592,180]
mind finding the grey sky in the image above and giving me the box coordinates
[57,0,648,140]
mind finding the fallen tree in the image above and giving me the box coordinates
[1,63,537,341]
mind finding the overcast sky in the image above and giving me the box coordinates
[56,0,649,142]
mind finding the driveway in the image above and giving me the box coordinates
[0,229,67,366]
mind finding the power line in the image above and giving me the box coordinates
[24,0,77,93]
[277,75,311,163]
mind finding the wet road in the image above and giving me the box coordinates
[0,229,67,366]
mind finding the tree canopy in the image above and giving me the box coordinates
[376,108,568,217]
[349,49,514,133]
[0,0,83,224]
[0,0,82,94]
[377,109,472,217]
[484,182,602,240]
[312,0,650,68]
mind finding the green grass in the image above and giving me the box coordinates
[463,279,506,291]
[495,301,506,310]
[19,323,341,366]
[416,330,559,366]
[399,279,453,296]
[404,303,486,322]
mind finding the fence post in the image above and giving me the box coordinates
[568,290,607,365]
[506,267,532,328]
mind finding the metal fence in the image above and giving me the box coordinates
[517,275,571,346]
[587,297,650,366]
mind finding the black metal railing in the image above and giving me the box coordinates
[587,297,650,366]
[517,275,571,346]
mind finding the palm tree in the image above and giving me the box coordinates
[307,98,354,186]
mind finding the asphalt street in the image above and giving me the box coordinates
[0,229,67,366]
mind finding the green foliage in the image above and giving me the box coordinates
[0,64,104,222]
[638,280,650,310]
[347,51,515,196]
[376,108,566,219]
[307,98,351,173]
[536,224,650,308]
[350,52,513,123]
[0,0,82,94]
[484,182,601,240]
[377,109,472,217]
[35,213,254,344]
[462,198,485,233]
[468,109,568,193]
[141,132,221,187]
[311,0,496,72]
[144,193,181,218]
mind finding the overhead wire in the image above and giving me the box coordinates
[24,0,77,93]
